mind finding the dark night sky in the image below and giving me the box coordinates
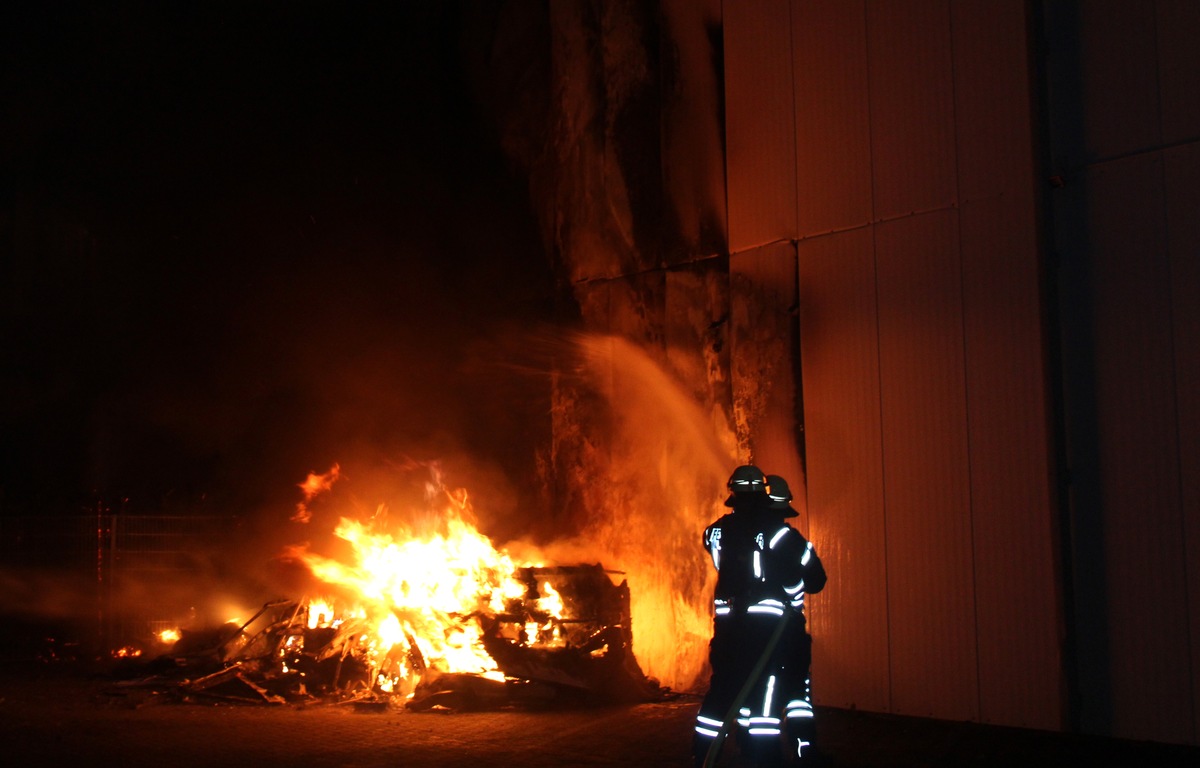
[1,2,559,521]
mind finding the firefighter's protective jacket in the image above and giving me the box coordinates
[703,506,826,621]
[695,497,827,763]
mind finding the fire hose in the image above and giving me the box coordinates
[701,609,792,768]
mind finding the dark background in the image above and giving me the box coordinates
[1,2,559,527]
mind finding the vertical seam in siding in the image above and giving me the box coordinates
[1164,153,1198,743]
[1151,1,1166,149]
[863,0,891,713]
[720,0,732,257]
[1029,0,1083,732]
[872,218,892,715]
[865,1,879,227]
[1151,2,1196,743]
[786,1,806,535]
[1154,13,1197,741]
[947,0,983,724]
[789,0,801,241]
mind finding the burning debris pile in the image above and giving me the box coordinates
[110,565,659,709]
[105,466,663,709]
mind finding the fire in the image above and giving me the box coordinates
[96,462,654,707]
[527,581,564,645]
[158,628,181,644]
[287,468,562,695]
[292,464,342,523]
[299,464,341,499]
[305,600,336,629]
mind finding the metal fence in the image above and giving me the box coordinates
[0,512,237,653]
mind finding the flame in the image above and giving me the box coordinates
[521,581,565,645]
[306,600,336,628]
[293,463,341,523]
[300,464,342,499]
[538,581,563,615]
[158,628,181,644]
[288,469,560,693]
[564,334,734,691]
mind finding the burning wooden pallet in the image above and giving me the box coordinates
[106,565,663,709]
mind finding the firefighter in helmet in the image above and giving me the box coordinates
[762,473,825,760]
[692,466,827,766]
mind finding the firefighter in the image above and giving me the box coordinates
[763,473,826,762]
[692,466,826,767]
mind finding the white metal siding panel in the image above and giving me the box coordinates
[1164,144,1200,744]
[951,0,1064,731]
[798,226,890,712]
[729,243,807,519]
[1082,155,1191,744]
[866,0,957,220]
[876,210,978,721]
[959,194,1063,730]
[951,0,1036,202]
[792,0,873,236]
[1156,1,1200,146]
[1069,1,1161,165]
[724,0,798,253]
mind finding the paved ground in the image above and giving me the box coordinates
[1,663,1198,768]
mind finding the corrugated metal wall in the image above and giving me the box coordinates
[952,0,1062,733]
[724,0,797,253]
[1168,141,1200,750]
[724,0,1064,732]
[1044,0,1200,745]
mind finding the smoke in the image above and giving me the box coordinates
[0,328,738,694]
[537,333,736,692]
[0,544,265,649]
[0,568,103,621]
[260,330,738,693]
[3,5,739,682]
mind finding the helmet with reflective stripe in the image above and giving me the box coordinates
[727,464,767,494]
[765,474,799,518]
